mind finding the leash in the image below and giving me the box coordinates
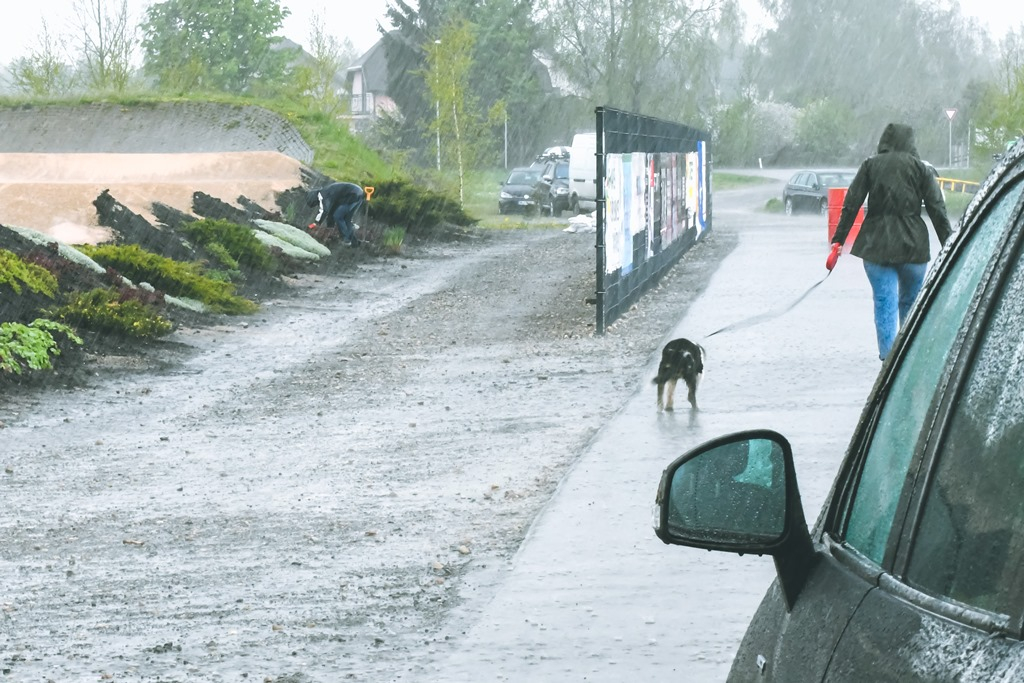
[704,270,833,339]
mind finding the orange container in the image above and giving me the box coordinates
[827,187,864,252]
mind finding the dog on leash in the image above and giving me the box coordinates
[653,338,706,411]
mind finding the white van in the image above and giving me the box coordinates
[568,132,597,214]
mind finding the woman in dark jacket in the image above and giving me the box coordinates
[830,123,953,360]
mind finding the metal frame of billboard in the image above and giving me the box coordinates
[594,106,712,333]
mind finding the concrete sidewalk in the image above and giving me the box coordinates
[416,210,885,682]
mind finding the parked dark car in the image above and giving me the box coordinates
[655,140,1024,680]
[782,170,854,216]
[498,166,542,214]
[532,158,571,217]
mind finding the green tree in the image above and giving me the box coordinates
[977,27,1024,154]
[426,19,502,204]
[382,0,563,168]
[795,99,856,164]
[8,21,77,96]
[73,0,136,92]
[140,0,293,94]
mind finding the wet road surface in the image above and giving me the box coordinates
[414,177,886,682]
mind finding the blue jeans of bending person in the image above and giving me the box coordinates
[331,200,363,244]
[862,260,927,361]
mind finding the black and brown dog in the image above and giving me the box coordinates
[653,338,706,411]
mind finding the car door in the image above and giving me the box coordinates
[789,172,809,210]
[820,166,1024,680]
[801,172,821,211]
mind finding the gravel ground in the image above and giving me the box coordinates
[0,224,736,682]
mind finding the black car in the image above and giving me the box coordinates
[498,166,542,214]
[532,159,571,217]
[782,170,854,216]
[655,139,1024,680]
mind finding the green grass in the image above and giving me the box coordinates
[714,172,777,190]
[463,168,567,229]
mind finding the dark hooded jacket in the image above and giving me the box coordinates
[306,182,365,225]
[832,123,952,264]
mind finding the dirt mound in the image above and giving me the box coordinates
[0,150,305,239]
[0,102,315,241]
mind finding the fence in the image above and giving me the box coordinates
[594,107,712,333]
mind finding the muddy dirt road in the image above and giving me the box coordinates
[0,225,735,682]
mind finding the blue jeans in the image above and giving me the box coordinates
[331,200,363,243]
[862,260,927,360]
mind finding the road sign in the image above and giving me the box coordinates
[945,109,957,121]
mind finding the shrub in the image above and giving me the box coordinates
[179,218,274,272]
[48,289,173,339]
[0,318,82,374]
[79,244,258,315]
[369,179,477,231]
[0,248,58,297]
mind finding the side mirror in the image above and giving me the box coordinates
[654,429,816,610]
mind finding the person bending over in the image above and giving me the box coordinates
[307,181,367,246]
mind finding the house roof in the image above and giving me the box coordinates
[346,35,390,93]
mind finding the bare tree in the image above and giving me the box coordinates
[73,0,136,92]
[9,20,77,96]
[539,0,740,119]
[300,11,355,115]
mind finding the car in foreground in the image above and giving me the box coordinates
[782,170,854,216]
[532,158,571,217]
[498,166,542,214]
[654,137,1024,681]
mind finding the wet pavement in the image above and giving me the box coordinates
[416,180,891,681]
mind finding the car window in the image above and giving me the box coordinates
[843,179,1024,564]
[906,191,1024,614]
[820,174,851,188]
[555,162,569,180]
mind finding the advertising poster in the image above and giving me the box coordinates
[603,147,703,274]
[620,154,634,274]
[605,153,625,273]
[686,151,699,234]
[697,140,708,233]
[630,153,646,239]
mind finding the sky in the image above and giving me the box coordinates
[0,0,1022,68]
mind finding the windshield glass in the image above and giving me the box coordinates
[507,170,539,185]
